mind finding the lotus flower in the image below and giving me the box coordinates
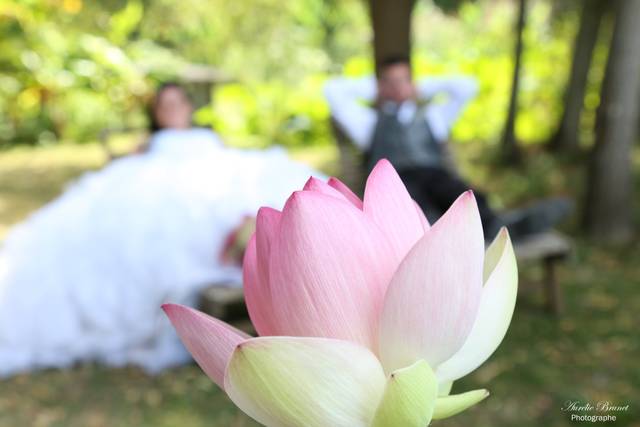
[163,159,518,426]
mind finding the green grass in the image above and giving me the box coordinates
[0,140,638,426]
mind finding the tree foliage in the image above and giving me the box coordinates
[0,0,600,150]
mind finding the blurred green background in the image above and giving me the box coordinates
[0,0,605,148]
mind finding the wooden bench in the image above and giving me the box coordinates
[513,230,571,315]
[199,285,254,335]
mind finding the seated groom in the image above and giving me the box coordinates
[325,56,570,241]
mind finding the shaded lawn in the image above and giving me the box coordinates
[0,140,638,426]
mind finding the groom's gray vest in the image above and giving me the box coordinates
[367,103,444,172]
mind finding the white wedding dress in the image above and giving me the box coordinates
[0,128,321,377]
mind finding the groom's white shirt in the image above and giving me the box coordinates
[324,76,478,149]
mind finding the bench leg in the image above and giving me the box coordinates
[543,257,563,315]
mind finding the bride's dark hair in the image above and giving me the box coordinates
[147,82,184,133]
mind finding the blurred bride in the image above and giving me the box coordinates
[0,83,321,376]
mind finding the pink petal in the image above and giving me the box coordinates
[243,236,276,336]
[363,159,426,259]
[162,304,250,390]
[268,190,397,350]
[303,176,350,201]
[414,201,431,232]
[328,177,364,209]
[378,191,484,374]
[254,206,281,285]
[244,207,282,335]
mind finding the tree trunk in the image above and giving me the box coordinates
[501,0,527,162]
[368,0,416,75]
[550,0,607,152]
[584,0,640,243]
[320,0,339,64]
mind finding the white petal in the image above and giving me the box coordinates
[438,381,453,396]
[436,228,518,382]
[433,389,490,419]
[224,337,386,427]
[379,192,484,374]
[371,360,438,427]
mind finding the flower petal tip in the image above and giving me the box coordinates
[460,189,478,206]
[327,177,363,208]
[257,206,281,218]
[374,158,393,169]
[432,388,491,420]
[367,159,400,184]
[302,176,323,190]
[161,302,182,316]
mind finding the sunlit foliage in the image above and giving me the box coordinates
[0,0,603,150]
